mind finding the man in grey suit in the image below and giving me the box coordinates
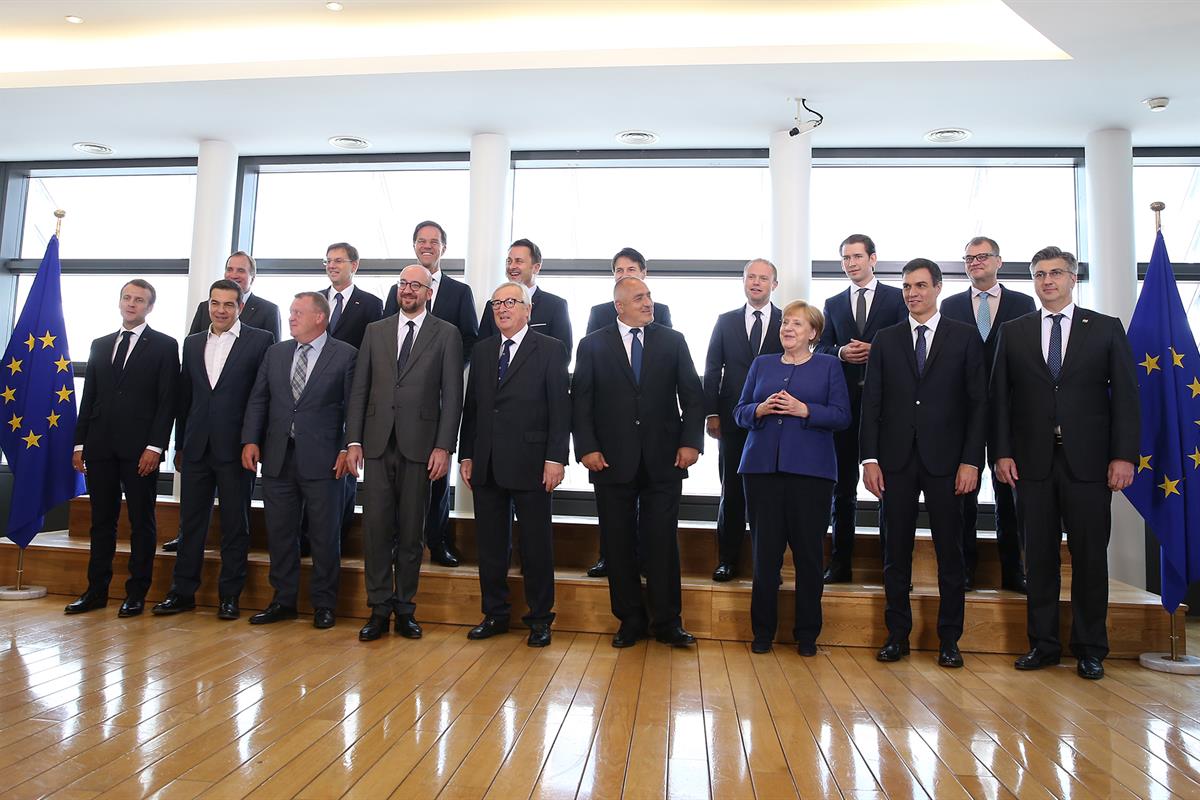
[241,292,357,629]
[346,264,464,642]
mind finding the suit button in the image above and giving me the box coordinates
[916,400,921,405]
[635,420,640,425]
[777,419,783,425]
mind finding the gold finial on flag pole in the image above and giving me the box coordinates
[1151,201,1165,232]
[54,209,65,238]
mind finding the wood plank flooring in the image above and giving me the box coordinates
[1,599,1199,799]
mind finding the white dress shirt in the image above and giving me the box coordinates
[971,283,1001,325]
[290,331,328,387]
[1039,303,1075,364]
[397,309,428,352]
[204,318,241,388]
[428,272,440,311]
[744,302,771,340]
[616,318,645,365]
[498,322,529,361]
[110,321,147,366]
[909,311,940,351]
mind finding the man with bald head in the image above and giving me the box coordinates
[573,276,705,648]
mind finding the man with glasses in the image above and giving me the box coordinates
[346,264,464,642]
[940,237,1035,593]
[992,246,1139,680]
[478,239,572,354]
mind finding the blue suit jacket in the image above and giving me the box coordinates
[815,282,906,390]
[703,304,783,427]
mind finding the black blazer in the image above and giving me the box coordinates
[816,282,907,390]
[175,325,274,463]
[991,308,1140,482]
[860,318,987,476]
[75,326,179,461]
[586,301,672,334]
[703,304,783,427]
[939,284,1036,377]
[479,286,573,355]
[190,294,281,343]
[571,323,704,484]
[384,272,478,366]
[459,331,570,492]
[321,284,383,350]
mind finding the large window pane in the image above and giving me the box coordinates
[1133,165,1200,261]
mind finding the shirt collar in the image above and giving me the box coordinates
[1041,303,1075,321]
[208,318,242,338]
[850,277,879,295]
[120,321,148,337]
[617,318,644,338]
[909,312,940,333]
[299,331,329,352]
[329,284,352,299]
[400,309,428,326]
[976,283,1001,298]
[502,324,530,345]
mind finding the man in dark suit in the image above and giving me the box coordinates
[993,246,1139,680]
[573,276,704,648]
[940,236,1036,593]
[703,258,782,581]
[383,221,477,568]
[188,251,281,343]
[241,292,357,629]
[347,264,464,642]
[152,279,273,620]
[459,281,570,648]
[67,279,178,618]
[861,259,986,668]
[478,239,572,353]
[816,233,907,583]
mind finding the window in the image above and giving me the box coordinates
[1133,165,1200,262]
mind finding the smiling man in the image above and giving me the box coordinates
[189,251,281,343]
[477,239,572,353]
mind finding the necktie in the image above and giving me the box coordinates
[630,328,643,383]
[915,325,928,376]
[330,291,344,332]
[291,343,311,402]
[1047,314,1064,380]
[112,330,133,379]
[498,338,514,383]
[749,309,763,356]
[976,291,992,340]
[855,288,868,335]
[397,320,416,374]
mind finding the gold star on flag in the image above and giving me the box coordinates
[46,411,60,428]
[38,331,56,349]
[7,414,21,432]
[53,355,70,373]
[24,334,35,351]
[55,384,73,403]
[1138,454,1153,473]
[1190,378,1200,398]
[1190,447,1200,469]
[6,357,22,375]
[1159,475,1181,498]
[1172,347,1186,368]
[1140,354,1161,375]
[21,430,41,449]
[1,386,14,403]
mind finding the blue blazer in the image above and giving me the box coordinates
[815,282,906,390]
[734,352,850,481]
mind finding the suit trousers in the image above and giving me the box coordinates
[745,472,835,646]
[363,437,430,615]
[425,474,453,551]
[261,441,343,609]
[881,453,966,644]
[473,475,556,625]
[84,456,159,600]
[716,425,750,565]
[960,450,1024,583]
[1016,446,1111,660]
[172,446,254,599]
[594,460,683,634]
[830,388,887,568]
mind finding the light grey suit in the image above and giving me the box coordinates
[346,312,463,615]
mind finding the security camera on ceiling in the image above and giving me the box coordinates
[789,97,824,137]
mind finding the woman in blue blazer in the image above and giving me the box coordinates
[735,300,850,655]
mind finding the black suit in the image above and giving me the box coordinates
[940,285,1037,584]
[171,324,273,601]
[323,285,383,350]
[480,286,572,354]
[860,317,986,645]
[572,323,704,634]
[992,307,1139,660]
[702,303,783,566]
[587,300,672,334]
[816,281,907,572]
[75,326,179,601]
[190,294,281,343]
[459,330,570,624]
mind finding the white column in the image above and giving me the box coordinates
[769,130,812,303]
[186,140,239,316]
[1085,128,1145,588]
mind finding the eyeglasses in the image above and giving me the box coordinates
[963,253,997,264]
[1031,268,1073,281]
[489,298,528,310]
[322,258,354,267]
[397,280,430,292]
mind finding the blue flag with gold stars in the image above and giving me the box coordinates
[1123,230,1200,614]
[0,236,85,548]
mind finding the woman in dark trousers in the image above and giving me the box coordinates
[735,300,850,655]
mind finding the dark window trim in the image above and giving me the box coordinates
[251,258,465,276]
[3,258,189,275]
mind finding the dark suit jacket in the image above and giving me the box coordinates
[190,293,281,343]
[816,282,907,390]
[939,284,1036,376]
[321,284,383,350]
[703,303,783,428]
[991,308,1140,482]
[587,301,672,334]
[383,272,478,366]
[241,336,357,481]
[175,325,273,463]
[75,326,179,461]
[571,323,704,484]
[459,331,570,492]
[479,286,573,354]
[860,318,987,476]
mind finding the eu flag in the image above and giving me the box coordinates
[1123,230,1200,613]
[0,236,85,548]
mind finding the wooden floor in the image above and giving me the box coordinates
[2,599,1200,799]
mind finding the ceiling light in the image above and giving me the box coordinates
[325,2,344,10]
[616,130,658,146]
[1143,97,1169,112]
[329,135,370,150]
[64,15,84,24]
[924,128,972,144]
[73,142,113,156]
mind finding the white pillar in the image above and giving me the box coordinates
[769,130,812,303]
[186,140,239,317]
[1085,128,1145,588]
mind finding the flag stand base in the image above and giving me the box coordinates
[0,585,46,600]
[1139,653,1200,674]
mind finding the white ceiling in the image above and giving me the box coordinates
[0,0,1195,160]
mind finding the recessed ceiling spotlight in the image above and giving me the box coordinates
[325,1,344,10]
[1143,97,1169,112]
[329,135,370,150]
[924,127,972,144]
[65,15,84,24]
[616,130,658,146]
[73,142,113,156]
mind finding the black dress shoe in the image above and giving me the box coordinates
[1001,575,1028,594]
[118,598,144,618]
[299,536,311,559]
[938,642,964,668]
[161,537,179,553]
[1077,656,1104,680]
[1014,647,1060,670]
[823,565,852,584]
[313,608,335,629]
[876,641,910,662]
[797,642,818,657]
[712,563,736,582]
[64,592,108,615]
[151,592,196,616]
[751,640,772,654]
[359,614,390,641]
[587,558,608,578]
[528,623,551,648]
[655,627,696,647]
[395,614,423,639]
[612,626,646,648]
[964,572,975,592]
[430,544,459,567]
[467,616,510,640]
[249,602,298,625]
[217,597,239,620]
